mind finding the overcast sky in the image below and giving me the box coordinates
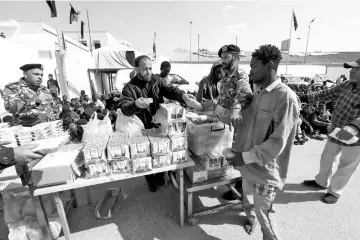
[1,0,360,56]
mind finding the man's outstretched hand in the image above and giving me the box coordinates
[182,94,203,111]
[222,148,245,167]
[14,144,43,164]
[201,99,217,111]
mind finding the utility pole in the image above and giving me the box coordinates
[198,34,199,62]
[190,21,192,62]
[304,18,315,65]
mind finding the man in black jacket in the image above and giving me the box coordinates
[119,55,201,192]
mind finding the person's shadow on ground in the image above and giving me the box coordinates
[274,183,325,204]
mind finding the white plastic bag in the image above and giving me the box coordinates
[115,109,144,138]
[82,112,113,142]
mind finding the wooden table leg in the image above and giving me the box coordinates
[33,195,53,240]
[54,192,72,240]
[187,192,193,217]
[70,189,78,208]
[86,187,92,204]
[179,168,184,227]
[164,171,168,187]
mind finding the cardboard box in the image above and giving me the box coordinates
[31,144,84,187]
[184,160,208,183]
[198,152,223,170]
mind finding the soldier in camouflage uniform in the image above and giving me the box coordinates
[217,44,253,130]
[2,64,55,126]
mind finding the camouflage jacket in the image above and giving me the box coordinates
[2,78,55,126]
[218,66,253,110]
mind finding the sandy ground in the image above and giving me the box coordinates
[1,138,360,240]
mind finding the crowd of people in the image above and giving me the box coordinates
[1,43,360,240]
[287,82,338,144]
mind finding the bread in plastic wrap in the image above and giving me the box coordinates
[128,136,151,159]
[172,150,188,164]
[158,103,185,121]
[85,162,110,179]
[152,153,172,168]
[82,134,109,165]
[169,135,188,151]
[108,159,130,174]
[130,157,152,174]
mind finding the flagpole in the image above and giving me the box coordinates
[87,10,93,56]
[77,19,82,52]
[285,10,293,74]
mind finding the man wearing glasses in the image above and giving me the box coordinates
[301,58,360,204]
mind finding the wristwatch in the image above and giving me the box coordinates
[0,146,15,165]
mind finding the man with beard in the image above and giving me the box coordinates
[3,64,54,126]
[222,45,300,238]
[119,55,202,192]
[203,45,253,201]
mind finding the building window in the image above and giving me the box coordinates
[80,40,87,46]
[94,41,101,49]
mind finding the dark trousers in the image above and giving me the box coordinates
[145,173,164,186]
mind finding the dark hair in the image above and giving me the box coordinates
[160,61,171,69]
[49,74,53,77]
[252,44,282,68]
[135,55,151,67]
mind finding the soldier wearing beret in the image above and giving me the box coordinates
[2,64,55,126]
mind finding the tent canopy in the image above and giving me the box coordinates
[93,43,153,69]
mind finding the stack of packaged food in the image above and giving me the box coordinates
[83,134,110,178]
[185,152,233,183]
[152,103,189,164]
[0,121,66,147]
[145,129,171,168]
[107,132,131,174]
[128,135,153,173]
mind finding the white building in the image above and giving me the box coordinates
[0,20,94,98]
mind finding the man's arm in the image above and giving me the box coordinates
[196,78,206,102]
[310,114,330,127]
[158,78,186,104]
[242,96,300,166]
[233,72,253,109]
[119,85,140,116]
[301,84,342,103]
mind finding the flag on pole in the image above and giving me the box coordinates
[46,1,57,18]
[292,10,298,31]
[153,32,156,60]
[70,4,80,24]
[81,21,85,39]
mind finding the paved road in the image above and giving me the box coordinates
[1,138,359,240]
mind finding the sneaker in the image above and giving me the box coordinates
[322,193,339,204]
[302,180,327,190]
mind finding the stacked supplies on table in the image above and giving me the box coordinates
[185,152,233,184]
[146,129,171,168]
[152,103,190,165]
[0,121,65,147]
[128,135,152,174]
[83,134,110,179]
